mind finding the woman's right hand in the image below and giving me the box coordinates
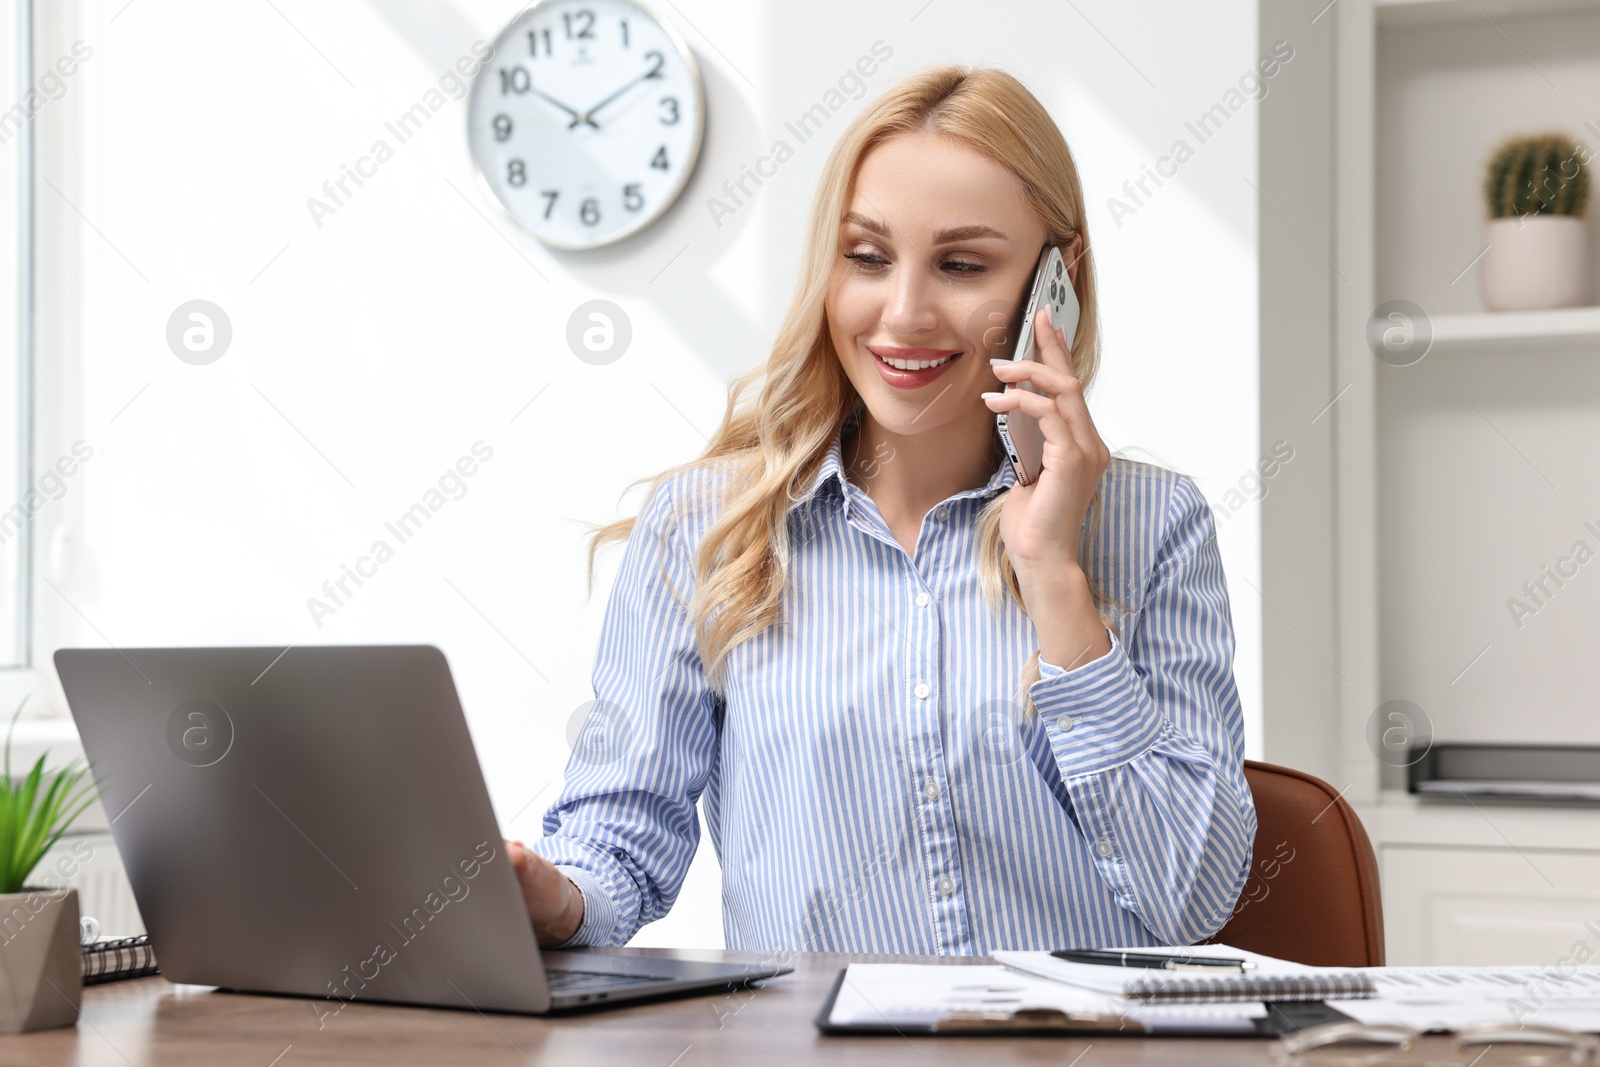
[506,839,586,946]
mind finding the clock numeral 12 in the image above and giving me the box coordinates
[563,9,596,39]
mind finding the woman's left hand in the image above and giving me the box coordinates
[981,304,1111,591]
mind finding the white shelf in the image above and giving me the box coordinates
[1360,790,1600,851]
[1376,0,1600,29]
[1280,0,1600,965]
[1425,305,1600,352]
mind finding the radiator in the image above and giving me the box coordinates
[34,832,146,937]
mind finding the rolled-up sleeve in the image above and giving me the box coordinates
[529,476,721,947]
[1027,473,1256,946]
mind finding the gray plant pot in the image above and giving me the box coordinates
[1481,215,1590,311]
[0,886,81,1032]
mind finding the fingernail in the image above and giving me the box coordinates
[1043,304,1054,324]
[988,358,1010,366]
[980,391,1003,399]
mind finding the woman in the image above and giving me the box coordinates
[508,65,1256,954]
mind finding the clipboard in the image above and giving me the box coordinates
[812,967,1359,1037]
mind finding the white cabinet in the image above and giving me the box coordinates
[1382,844,1600,965]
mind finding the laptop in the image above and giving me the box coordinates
[54,644,790,1014]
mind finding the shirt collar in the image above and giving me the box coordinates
[790,403,1017,512]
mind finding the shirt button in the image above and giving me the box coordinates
[1095,836,1115,859]
[923,777,941,800]
[915,591,931,608]
[914,682,931,700]
[933,505,948,521]
[937,874,955,897]
[1053,714,1074,732]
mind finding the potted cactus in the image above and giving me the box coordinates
[0,699,97,1032]
[1481,132,1592,311]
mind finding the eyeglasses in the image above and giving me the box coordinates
[1271,1021,1599,1067]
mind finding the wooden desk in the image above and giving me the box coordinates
[0,947,1459,1065]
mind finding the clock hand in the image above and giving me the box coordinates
[531,86,600,130]
[574,68,656,128]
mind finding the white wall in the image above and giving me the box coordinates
[30,0,1260,949]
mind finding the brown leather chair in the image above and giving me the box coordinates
[1201,760,1386,966]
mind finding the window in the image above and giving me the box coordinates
[0,0,33,673]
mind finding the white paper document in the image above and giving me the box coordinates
[827,963,1267,1033]
[1335,964,1600,1033]
[1413,780,1600,802]
[991,943,1600,1034]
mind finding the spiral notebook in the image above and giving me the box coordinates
[82,935,159,986]
[991,946,1378,1004]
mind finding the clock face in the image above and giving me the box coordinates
[468,0,705,250]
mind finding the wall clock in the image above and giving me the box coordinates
[468,0,706,250]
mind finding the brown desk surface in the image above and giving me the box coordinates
[0,947,1455,1065]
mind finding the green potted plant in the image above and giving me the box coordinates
[1481,132,1592,311]
[0,699,97,1032]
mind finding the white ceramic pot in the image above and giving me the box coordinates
[1480,214,1590,311]
[0,886,81,1032]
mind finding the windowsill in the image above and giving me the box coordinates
[1,668,80,763]
[0,666,69,720]
[5,716,85,763]
[0,682,107,832]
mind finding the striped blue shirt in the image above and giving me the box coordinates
[532,408,1256,954]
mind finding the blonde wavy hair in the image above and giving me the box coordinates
[585,65,1122,717]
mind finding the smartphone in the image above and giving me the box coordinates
[995,244,1081,486]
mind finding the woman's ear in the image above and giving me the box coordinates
[1062,233,1085,289]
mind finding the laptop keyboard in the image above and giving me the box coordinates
[545,968,674,993]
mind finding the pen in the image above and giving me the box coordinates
[1050,949,1255,972]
